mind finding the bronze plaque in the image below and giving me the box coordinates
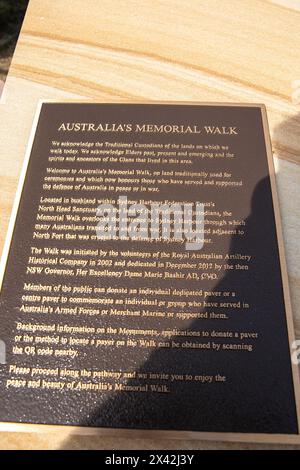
[0,102,299,443]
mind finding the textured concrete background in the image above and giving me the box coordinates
[0,0,28,84]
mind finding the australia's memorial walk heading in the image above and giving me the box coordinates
[0,102,299,443]
[57,122,239,134]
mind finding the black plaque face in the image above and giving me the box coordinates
[0,102,299,442]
